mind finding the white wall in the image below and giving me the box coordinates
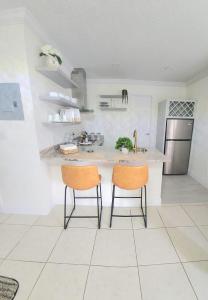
[0,22,51,214]
[187,77,208,188]
[82,80,187,148]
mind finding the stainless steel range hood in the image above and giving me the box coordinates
[71,68,94,113]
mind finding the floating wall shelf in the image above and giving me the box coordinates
[99,95,122,99]
[36,67,78,88]
[99,107,127,111]
[43,121,81,125]
[40,95,80,109]
[99,95,127,111]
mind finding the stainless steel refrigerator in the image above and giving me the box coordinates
[163,119,194,175]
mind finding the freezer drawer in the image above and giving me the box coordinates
[163,140,192,175]
[166,119,194,140]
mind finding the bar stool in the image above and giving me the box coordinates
[61,165,103,229]
[110,164,148,228]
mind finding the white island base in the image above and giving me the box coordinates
[49,161,163,208]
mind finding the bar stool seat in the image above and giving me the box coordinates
[110,164,148,228]
[61,165,103,229]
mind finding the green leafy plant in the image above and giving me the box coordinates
[115,137,133,151]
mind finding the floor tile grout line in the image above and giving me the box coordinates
[182,204,208,241]
[154,206,164,226]
[0,223,34,293]
[181,203,208,297]
[157,208,183,262]
[46,228,64,263]
[2,221,134,230]
[26,262,46,300]
[3,222,200,230]
[157,209,189,260]
[82,228,98,300]
[157,209,199,300]
[1,205,208,299]
[196,226,208,242]
[180,205,208,243]
[156,205,194,228]
[166,235,199,300]
[131,217,144,300]
[153,208,195,275]
[3,257,208,268]
[26,227,64,300]
[0,258,208,269]
[180,261,199,300]
[180,205,198,225]
[3,224,32,261]
[4,215,39,227]
[165,242,198,299]
[0,214,12,224]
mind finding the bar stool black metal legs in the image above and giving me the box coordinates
[109,185,115,228]
[109,184,147,228]
[110,164,148,228]
[61,165,103,230]
[64,184,103,229]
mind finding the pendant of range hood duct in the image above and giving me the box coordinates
[71,68,94,113]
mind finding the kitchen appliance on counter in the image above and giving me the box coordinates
[156,100,195,175]
[59,144,78,155]
[63,131,104,148]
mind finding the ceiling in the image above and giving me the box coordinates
[1,0,208,82]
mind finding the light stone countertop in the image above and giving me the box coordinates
[40,145,167,165]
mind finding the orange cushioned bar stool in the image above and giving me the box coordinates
[61,165,103,229]
[110,164,148,228]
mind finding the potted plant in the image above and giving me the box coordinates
[115,137,133,154]
[39,44,62,67]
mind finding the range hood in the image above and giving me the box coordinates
[71,68,94,113]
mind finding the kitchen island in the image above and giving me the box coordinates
[40,145,167,206]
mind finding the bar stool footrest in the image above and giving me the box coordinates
[112,214,145,218]
[65,215,99,219]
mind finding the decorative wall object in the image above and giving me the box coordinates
[122,89,128,104]
[39,44,62,67]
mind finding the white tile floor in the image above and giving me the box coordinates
[162,175,208,204]
[1,204,208,299]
